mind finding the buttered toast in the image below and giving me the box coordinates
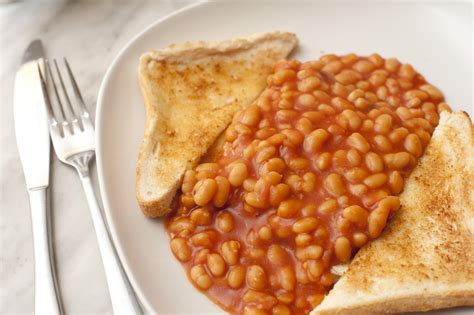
[136,32,297,217]
[312,112,474,314]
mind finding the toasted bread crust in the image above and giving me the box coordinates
[313,112,474,314]
[136,32,297,217]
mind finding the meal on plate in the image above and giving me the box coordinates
[135,32,474,315]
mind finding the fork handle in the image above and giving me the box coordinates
[78,174,142,315]
[29,188,62,315]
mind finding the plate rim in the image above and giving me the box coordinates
[95,1,208,313]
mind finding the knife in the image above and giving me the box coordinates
[13,39,62,315]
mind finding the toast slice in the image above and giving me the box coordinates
[312,111,474,314]
[136,32,297,217]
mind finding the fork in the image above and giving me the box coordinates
[38,59,142,315]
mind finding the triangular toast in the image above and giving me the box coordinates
[312,112,474,314]
[136,32,297,217]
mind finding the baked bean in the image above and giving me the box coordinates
[277,199,302,218]
[216,211,234,233]
[353,60,375,74]
[213,176,230,207]
[342,205,369,228]
[419,84,444,100]
[243,290,278,310]
[269,183,290,207]
[315,152,331,170]
[363,189,389,207]
[308,294,325,308]
[288,157,309,171]
[296,93,317,109]
[258,226,273,241]
[273,69,296,85]
[352,232,368,247]
[281,129,304,147]
[285,174,303,193]
[227,265,246,289]
[301,172,317,193]
[320,271,335,287]
[373,134,393,152]
[295,117,313,135]
[241,106,261,126]
[404,133,422,157]
[302,111,324,124]
[334,236,352,262]
[169,217,195,235]
[345,167,368,183]
[368,208,389,239]
[369,72,387,87]
[349,183,368,196]
[322,60,343,75]
[180,195,196,209]
[318,104,336,115]
[296,245,323,261]
[388,171,404,194]
[193,178,218,206]
[385,58,400,72]
[438,102,452,113]
[346,148,361,166]
[194,248,210,264]
[190,207,212,226]
[399,64,416,80]
[170,238,192,262]
[279,266,296,291]
[364,173,388,188]
[374,114,393,134]
[190,265,212,290]
[331,97,354,111]
[245,192,267,209]
[267,244,289,265]
[354,97,370,110]
[243,178,257,191]
[267,133,286,146]
[272,304,290,315]
[243,306,268,315]
[247,265,267,290]
[347,132,370,153]
[256,128,277,140]
[221,240,240,265]
[182,170,197,194]
[335,69,362,85]
[228,163,248,187]
[191,231,216,248]
[318,199,338,215]
[207,253,226,277]
[292,217,319,233]
[389,127,409,143]
[384,152,410,169]
[295,233,312,247]
[324,173,345,196]
[306,259,325,281]
[365,152,384,172]
[256,146,277,164]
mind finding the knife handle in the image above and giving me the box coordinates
[29,188,62,315]
[78,174,142,315]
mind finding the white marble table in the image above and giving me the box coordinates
[0,1,193,313]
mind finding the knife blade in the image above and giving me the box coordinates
[14,39,62,315]
[14,39,50,190]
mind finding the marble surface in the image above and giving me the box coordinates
[0,1,193,313]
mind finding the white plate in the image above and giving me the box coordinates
[96,1,472,314]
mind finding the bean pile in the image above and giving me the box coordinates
[167,53,451,315]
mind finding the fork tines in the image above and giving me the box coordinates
[38,58,90,135]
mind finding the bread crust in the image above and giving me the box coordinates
[312,112,474,314]
[136,32,297,217]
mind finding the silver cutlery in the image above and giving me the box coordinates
[13,39,62,315]
[38,58,142,314]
